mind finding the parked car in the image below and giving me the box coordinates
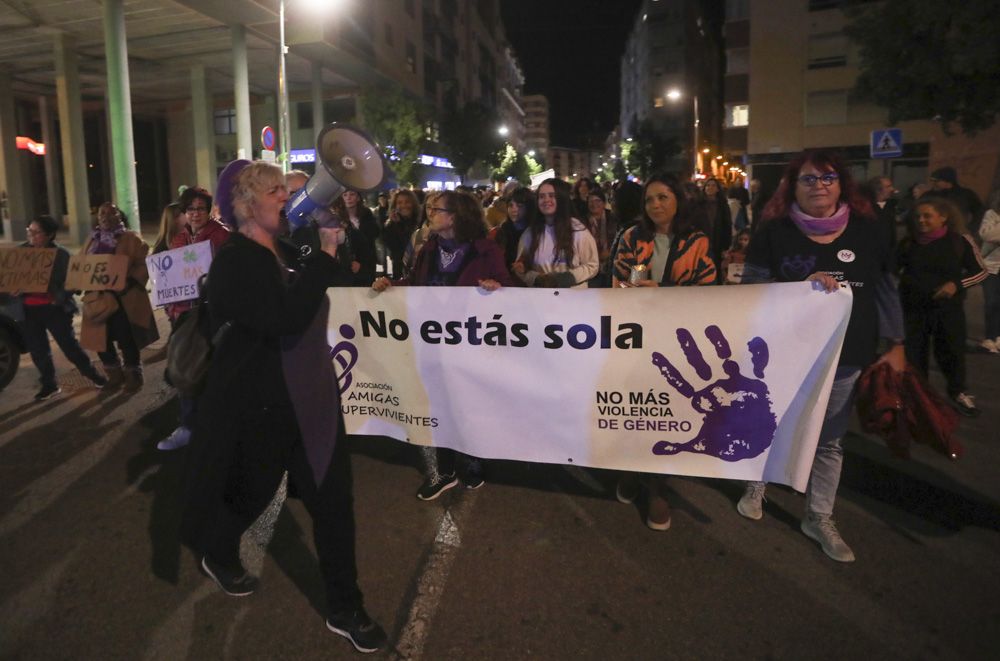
[0,296,27,391]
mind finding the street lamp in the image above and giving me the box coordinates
[278,0,342,172]
[498,125,509,137]
[666,87,699,179]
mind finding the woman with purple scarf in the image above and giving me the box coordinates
[373,190,514,500]
[734,149,906,563]
[179,161,387,653]
[79,202,158,391]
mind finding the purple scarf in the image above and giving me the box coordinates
[915,226,948,245]
[88,222,126,254]
[789,202,850,236]
[437,238,469,273]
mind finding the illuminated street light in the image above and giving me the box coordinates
[278,0,341,171]
[528,149,536,157]
[666,88,699,177]
[498,125,509,137]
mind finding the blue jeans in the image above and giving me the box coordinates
[983,273,1000,340]
[803,367,861,517]
[749,366,860,518]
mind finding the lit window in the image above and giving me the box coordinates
[724,104,749,127]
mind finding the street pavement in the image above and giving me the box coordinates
[0,286,998,660]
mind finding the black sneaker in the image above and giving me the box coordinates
[326,609,387,654]
[88,372,109,389]
[416,473,458,500]
[34,385,62,401]
[200,555,258,597]
[463,473,485,490]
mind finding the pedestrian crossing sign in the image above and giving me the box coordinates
[870,128,903,158]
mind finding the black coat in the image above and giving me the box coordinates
[179,232,347,551]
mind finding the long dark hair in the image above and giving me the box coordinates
[508,186,537,224]
[439,190,487,243]
[639,172,697,237]
[523,178,577,269]
[761,149,874,223]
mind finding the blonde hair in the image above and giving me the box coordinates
[232,161,285,226]
[155,202,183,247]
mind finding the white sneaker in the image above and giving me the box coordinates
[157,426,192,451]
[736,482,766,520]
[801,514,855,562]
[980,338,998,354]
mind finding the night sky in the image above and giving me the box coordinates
[500,0,644,148]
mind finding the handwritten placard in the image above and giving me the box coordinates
[146,242,213,307]
[0,248,56,293]
[65,254,129,291]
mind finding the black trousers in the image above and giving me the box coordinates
[22,304,98,388]
[904,300,967,396]
[203,403,362,613]
[97,306,141,368]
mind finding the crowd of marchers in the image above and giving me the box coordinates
[3,149,996,654]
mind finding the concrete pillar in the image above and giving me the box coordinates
[102,0,140,230]
[311,62,324,140]
[0,71,29,242]
[190,64,215,192]
[231,24,252,161]
[54,34,92,244]
[39,95,64,223]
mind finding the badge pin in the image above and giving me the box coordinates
[837,249,856,263]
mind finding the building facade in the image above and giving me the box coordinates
[0,0,526,242]
[523,94,551,163]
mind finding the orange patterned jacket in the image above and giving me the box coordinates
[612,225,717,286]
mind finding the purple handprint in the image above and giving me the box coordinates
[650,325,776,461]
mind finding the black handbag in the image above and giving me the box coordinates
[165,277,230,396]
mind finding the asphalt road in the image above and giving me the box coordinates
[1,292,998,660]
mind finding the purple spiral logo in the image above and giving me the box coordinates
[330,324,359,395]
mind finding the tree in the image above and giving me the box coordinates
[619,122,681,180]
[845,0,1000,134]
[438,102,505,182]
[489,145,545,185]
[357,86,429,187]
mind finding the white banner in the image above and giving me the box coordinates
[145,242,212,308]
[327,283,852,491]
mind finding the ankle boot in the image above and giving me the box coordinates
[123,366,144,393]
[103,364,124,389]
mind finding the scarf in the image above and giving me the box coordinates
[88,222,126,254]
[437,237,469,273]
[915,226,948,245]
[789,202,850,236]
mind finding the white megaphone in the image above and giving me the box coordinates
[285,123,390,230]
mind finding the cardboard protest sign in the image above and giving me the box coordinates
[0,248,56,293]
[65,254,129,291]
[146,242,212,307]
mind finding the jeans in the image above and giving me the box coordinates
[984,273,1000,340]
[748,366,860,518]
[803,367,861,517]
[22,304,99,388]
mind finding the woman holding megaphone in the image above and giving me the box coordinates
[180,160,387,654]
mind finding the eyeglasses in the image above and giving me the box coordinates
[186,206,209,214]
[428,207,453,215]
[797,173,839,187]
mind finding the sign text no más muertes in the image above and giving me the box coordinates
[327,283,852,491]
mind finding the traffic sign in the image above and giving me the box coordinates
[261,125,276,151]
[870,128,902,159]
